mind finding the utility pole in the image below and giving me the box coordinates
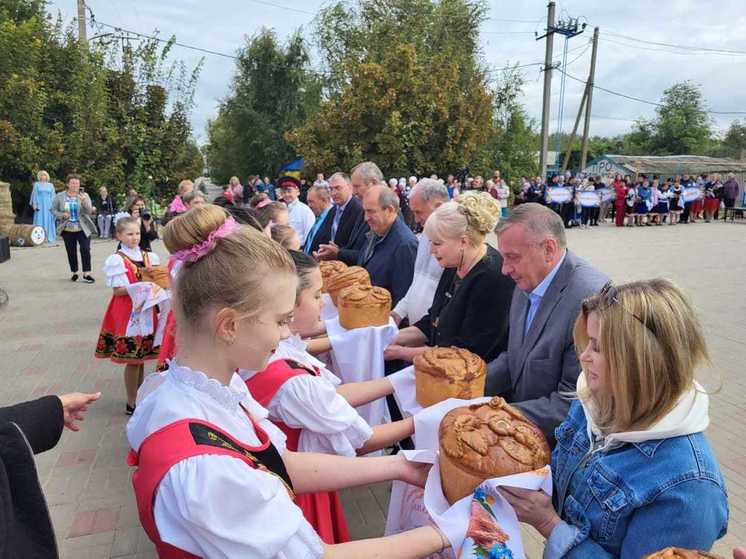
[580,26,599,170]
[537,2,556,179]
[561,83,588,173]
[77,0,88,51]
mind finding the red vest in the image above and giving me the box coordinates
[245,359,320,451]
[127,417,294,558]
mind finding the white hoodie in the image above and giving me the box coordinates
[576,372,710,453]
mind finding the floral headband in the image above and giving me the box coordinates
[169,217,241,263]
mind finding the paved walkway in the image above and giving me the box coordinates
[0,220,744,557]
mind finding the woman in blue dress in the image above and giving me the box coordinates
[30,170,57,243]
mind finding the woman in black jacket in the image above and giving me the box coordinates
[0,392,99,558]
[385,191,514,363]
[127,196,158,251]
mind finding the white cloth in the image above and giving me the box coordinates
[395,399,553,559]
[127,363,323,559]
[286,200,316,244]
[124,282,169,337]
[239,335,373,456]
[320,294,338,322]
[324,316,398,427]
[103,247,161,288]
[393,233,443,324]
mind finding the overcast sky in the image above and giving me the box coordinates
[48,0,746,144]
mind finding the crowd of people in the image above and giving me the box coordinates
[8,162,741,558]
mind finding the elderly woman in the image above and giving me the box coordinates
[385,191,515,363]
[30,170,57,244]
[52,174,96,283]
[500,279,728,557]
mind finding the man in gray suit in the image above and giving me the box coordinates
[486,203,608,442]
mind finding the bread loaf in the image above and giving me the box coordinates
[438,397,550,504]
[325,266,371,306]
[338,285,391,329]
[414,346,486,407]
[319,260,348,293]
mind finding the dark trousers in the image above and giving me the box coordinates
[61,230,91,273]
[681,202,692,223]
[580,206,593,225]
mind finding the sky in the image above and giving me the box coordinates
[47,0,746,145]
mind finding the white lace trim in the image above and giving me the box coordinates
[167,361,245,410]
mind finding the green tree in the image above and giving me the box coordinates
[647,81,712,155]
[206,29,321,183]
[288,0,494,177]
[711,120,746,159]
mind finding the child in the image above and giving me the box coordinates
[95,217,162,414]
[242,251,412,544]
[126,206,449,558]
[625,181,638,227]
[636,179,652,226]
[271,224,302,251]
[670,178,683,224]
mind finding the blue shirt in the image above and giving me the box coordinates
[303,206,331,254]
[331,198,351,239]
[65,195,80,222]
[524,251,566,337]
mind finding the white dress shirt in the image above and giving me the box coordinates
[103,246,161,288]
[240,335,373,456]
[286,200,316,244]
[127,363,323,559]
[392,233,443,324]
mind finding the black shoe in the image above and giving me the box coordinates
[126,404,136,416]
[82,275,95,284]
[71,273,79,282]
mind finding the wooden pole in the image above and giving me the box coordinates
[580,27,599,169]
[561,83,589,173]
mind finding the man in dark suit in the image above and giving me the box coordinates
[485,203,609,441]
[316,163,383,265]
[303,185,334,254]
[358,184,418,306]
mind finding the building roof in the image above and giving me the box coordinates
[591,154,746,176]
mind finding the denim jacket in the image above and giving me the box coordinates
[545,401,728,558]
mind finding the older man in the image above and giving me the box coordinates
[485,203,608,441]
[278,175,315,244]
[359,185,418,306]
[391,179,449,326]
[317,162,383,265]
[303,185,333,254]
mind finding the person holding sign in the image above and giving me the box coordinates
[577,179,598,229]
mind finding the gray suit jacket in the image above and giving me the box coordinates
[485,249,608,442]
[52,191,96,237]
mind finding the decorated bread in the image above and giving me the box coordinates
[319,260,348,293]
[438,397,551,504]
[643,549,723,559]
[338,285,391,329]
[326,266,371,306]
[414,346,486,408]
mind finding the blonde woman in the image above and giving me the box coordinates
[385,191,515,363]
[30,170,57,243]
[499,279,728,557]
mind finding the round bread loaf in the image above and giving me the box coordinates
[438,396,550,504]
[414,346,486,407]
[319,260,348,293]
[338,285,391,329]
[643,549,723,559]
[326,266,371,306]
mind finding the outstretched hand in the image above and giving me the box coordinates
[58,392,101,432]
[397,455,431,488]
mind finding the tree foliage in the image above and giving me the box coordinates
[205,29,322,183]
[287,0,495,177]
[0,0,203,218]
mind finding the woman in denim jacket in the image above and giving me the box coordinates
[500,279,729,558]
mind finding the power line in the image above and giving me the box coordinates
[603,30,746,56]
[244,0,317,16]
[558,68,746,116]
[92,20,239,60]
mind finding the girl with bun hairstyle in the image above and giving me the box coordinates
[127,206,449,558]
[243,250,414,544]
[386,191,515,363]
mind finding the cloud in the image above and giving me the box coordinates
[48,0,746,144]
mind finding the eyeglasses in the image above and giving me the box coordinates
[597,281,656,336]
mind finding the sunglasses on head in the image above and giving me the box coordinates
[595,281,656,336]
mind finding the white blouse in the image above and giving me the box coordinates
[103,246,160,288]
[127,362,323,559]
[240,335,373,456]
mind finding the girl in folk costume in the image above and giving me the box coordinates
[636,178,652,226]
[624,180,638,227]
[96,217,164,414]
[669,178,684,224]
[126,206,449,559]
[652,179,671,225]
[242,251,413,544]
